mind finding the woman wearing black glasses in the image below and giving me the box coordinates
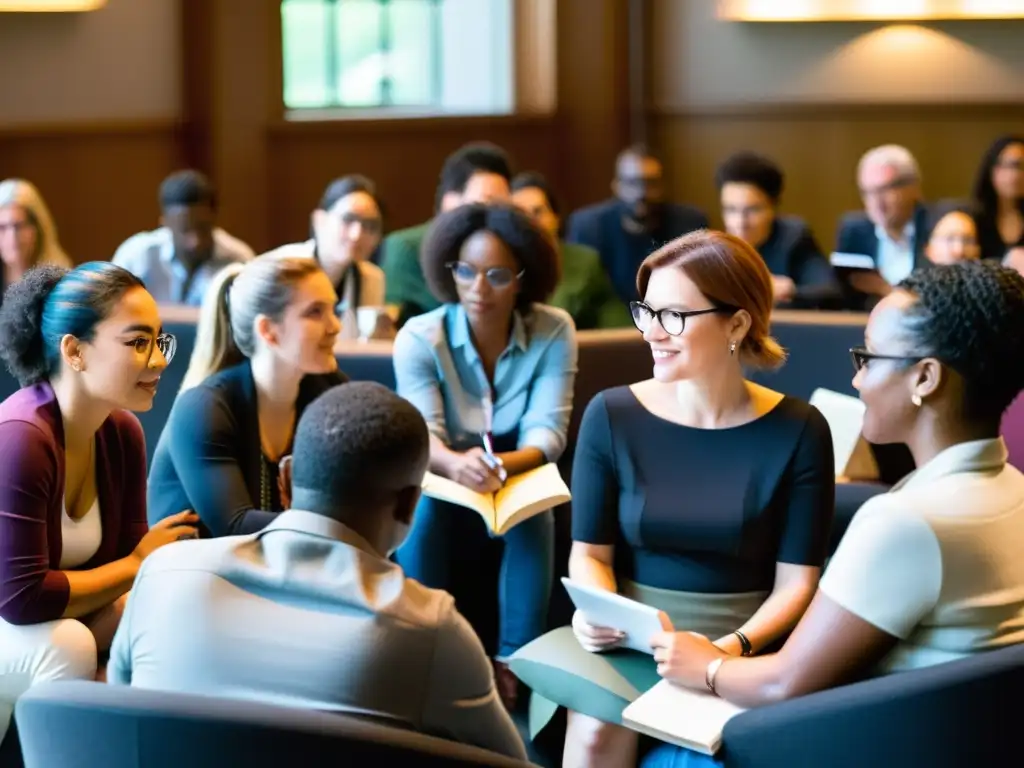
[0,264,197,743]
[636,260,1024,768]
[392,203,575,710]
[509,230,835,768]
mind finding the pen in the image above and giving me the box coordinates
[481,391,507,483]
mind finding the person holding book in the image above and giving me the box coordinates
[509,230,835,768]
[639,260,1024,767]
[393,203,577,711]
[0,264,198,746]
[147,255,348,537]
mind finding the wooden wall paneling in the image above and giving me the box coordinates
[266,116,559,248]
[554,0,632,212]
[182,0,633,253]
[650,103,1024,249]
[0,120,183,263]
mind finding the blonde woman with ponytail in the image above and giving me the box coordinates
[147,255,347,537]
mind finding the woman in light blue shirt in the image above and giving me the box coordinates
[393,203,578,710]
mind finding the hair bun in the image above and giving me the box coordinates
[0,265,68,386]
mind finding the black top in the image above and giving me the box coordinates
[565,199,709,305]
[571,387,835,593]
[976,203,1024,262]
[759,216,842,310]
[147,360,348,537]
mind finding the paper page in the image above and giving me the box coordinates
[493,464,571,534]
[420,472,495,528]
[622,680,746,756]
[829,252,877,271]
[809,388,870,477]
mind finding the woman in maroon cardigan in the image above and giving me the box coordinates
[0,263,198,745]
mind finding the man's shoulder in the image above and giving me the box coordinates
[139,535,244,577]
[837,211,873,233]
[396,305,448,344]
[568,199,618,226]
[212,228,256,262]
[112,228,166,266]
[663,202,708,228]
[385,221,431,249]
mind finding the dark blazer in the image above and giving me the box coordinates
[834,204,930,310]
[759,216,841,309]
[565,198,708,304]
[976,202,1024,262]
[147,361,348,538]
[0,383,148,625]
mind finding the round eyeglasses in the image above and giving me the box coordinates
[446,262,524,289]
[629,301,735,336]
[131,333,177,364]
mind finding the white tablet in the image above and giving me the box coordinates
[561,577,673,655]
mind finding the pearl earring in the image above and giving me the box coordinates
[729,342,737,356]
[911,393,922,407]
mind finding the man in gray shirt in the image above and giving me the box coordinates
[108,382,526,761]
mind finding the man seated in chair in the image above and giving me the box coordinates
[107,382,526,761]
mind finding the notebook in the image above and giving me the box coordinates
[809,388,878,481]
[829,251,877,271]
[420,462,570,536]
[560,578,673,654]
[621,680,746,756]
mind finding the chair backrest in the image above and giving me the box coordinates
[15,682,535,768]
[722,643,1024,768]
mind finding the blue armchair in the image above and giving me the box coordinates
[721,643,1024,767]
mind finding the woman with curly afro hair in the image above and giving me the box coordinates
[392,202,577,710]
[0,264,198,744]
[639,260,1024,768]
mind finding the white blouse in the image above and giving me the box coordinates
[821,438,1024,673]
[60,497,103,569]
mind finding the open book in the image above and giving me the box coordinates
[621,679,746,756]
[421,462,570,536]
[810,388,879,481]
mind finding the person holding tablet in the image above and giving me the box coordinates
[147,255,348,537]
[641,259,1024,766]
[393,203,577,711]
[511,230,835,768]
[0,264,198,745]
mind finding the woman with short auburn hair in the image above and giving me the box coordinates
[510,230,835,768]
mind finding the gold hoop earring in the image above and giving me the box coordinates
[911,393,922,407]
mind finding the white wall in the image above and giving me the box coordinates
[0,0,180,125]
[653,0,1024,109]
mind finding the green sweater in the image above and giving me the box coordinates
[381,221,437,325]
[382,223,630,330]
[549,242,632,330]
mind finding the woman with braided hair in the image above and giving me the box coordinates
[640,259,1024,766]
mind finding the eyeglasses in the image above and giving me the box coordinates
[629,301,735,336]
[849,346,923,372]
[447,262,524,289]
[339,212,382,235]
[131,333,177,364]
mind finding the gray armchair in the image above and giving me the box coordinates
[14,682,537,768]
